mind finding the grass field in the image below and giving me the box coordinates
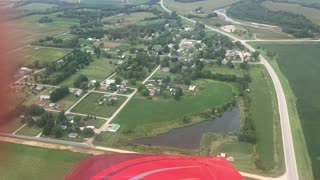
[58,57,116,87]
[13,13,79,46]
[250,42,318,180]
[0,142,87,180]
[113,79,235,129]
[164,0,239,15]
[18,3,58,11]
[72,93,127,118]
[17,125,42,136]
[17,47,71,67]
[248,66,284,174]
[262,1,320,26]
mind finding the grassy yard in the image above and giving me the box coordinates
[17,46,71,67]
[203,64,244,77]
[71,93,127,118]
[18,3,58,11]
[113,79,235,129]
[262,1,320,26]
[0,142,87,180]
[250,42,319,180]
[248,66,284,175]
[58,57,116,87]
[50,93,84,111]
[16,125,42,136]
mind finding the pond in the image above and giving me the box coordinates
[132,106,241,149]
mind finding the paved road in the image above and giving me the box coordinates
[160,0,298,180]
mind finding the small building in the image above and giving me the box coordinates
[49,103,55,107]
[61,125,67,130]
[86,126,95,129]
[36,86,43,91]
[66,115,75,121]
[189,85,196,91]
[106,124,120,132]
[40,95,50,100]
[68,133,78,138]
[20,67,32,72]
[221,25,236,33]
[75,90,83,96]
[105,79,116,86]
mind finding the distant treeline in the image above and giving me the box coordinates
[227,0,320,38]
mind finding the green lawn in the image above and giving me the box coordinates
[203,64,244,77]
[58,57,116,87]
[52,93,84,111]
[18,3,58,11]
[71,93,127,118]
[250,42,320,180]
[18,47,71,67]
[249,66,283,173]
[113,79,235,129]
[16,125,42,136]
[0,142,88,180]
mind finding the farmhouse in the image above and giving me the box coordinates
[221,25,236,33]
[68,133,78,138]
[40,95,50,100]
[179,39,201,48]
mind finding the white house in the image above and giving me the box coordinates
[40,95,50,100]
[189,85,196,91]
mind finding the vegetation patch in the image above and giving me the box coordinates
[0,142,87,180]
[71,93,127,118]
[251,42,320,180]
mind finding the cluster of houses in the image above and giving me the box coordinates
[100,79,129,92]
[224,50,252,63]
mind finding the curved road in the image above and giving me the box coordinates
[160,0,298,180]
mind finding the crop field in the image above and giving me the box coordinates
[164,0,239,15]
[17,47,71,67]
[262,1,320,26]
[250,42,320,180]
[58,57,116,87]
[113,80,235,129]
[248,66,283,173]
[17,3,58,11]
[15,13,79,45]
[0,142,87,180]
[71,93,127,118]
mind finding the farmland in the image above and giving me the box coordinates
[58,57,116,87]
[163,0,239,15]
[0,142,87,180]
[71,93,127,118]
[17,3,58,11]
[14,13,79,45]
[17,47,71,67]
[250,42,319,180]
[262,1,320,26]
